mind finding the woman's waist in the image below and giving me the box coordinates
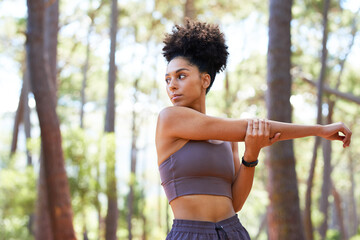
[170,194,236,223]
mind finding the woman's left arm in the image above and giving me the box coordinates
[231,142,256,212]
[269,121,352,148]
[232,119,279,212]
[231,119,352,212]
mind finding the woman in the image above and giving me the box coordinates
[156,20,352,240]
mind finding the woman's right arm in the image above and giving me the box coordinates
[156,106,352,147]
[156,106,248,142]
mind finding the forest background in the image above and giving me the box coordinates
[0,0,359,239]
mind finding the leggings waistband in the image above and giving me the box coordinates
[172,214,240,234]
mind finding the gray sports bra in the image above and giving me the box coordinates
[159,140,235,203]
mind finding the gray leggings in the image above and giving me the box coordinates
[166,214,251,240]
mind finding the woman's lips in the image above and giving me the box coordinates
[171,94,182,101]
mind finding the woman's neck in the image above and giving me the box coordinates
[193,92,206,114]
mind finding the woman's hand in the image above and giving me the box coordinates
[318,122,352,148]
[244,119,281,160]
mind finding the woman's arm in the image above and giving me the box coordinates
[157,106,352,147]
[232,119,279,212]
[269,121,352,147]
[156,106,248,142]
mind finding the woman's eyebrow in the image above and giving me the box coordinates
[165,68,190,76]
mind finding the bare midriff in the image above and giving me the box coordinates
[170,194,236,222]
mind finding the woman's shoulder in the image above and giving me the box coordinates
[157,106,202,130]
[158,106,199,118]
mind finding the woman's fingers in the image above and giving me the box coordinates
[264,119,270,137]
[332,122,352,148]
[342,124,352,147]
[270,133,281,144]
[258,119,264,135]
[253,119,259,135]
[247,119,253,135]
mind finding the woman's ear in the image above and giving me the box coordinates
[201,73,211,89]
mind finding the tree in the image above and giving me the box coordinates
[26,0,76,239]
[266,0,304,239]
[127,77,139,240]
[104,0,119,239]
[34,1,61,239]
[184,0,196,22]
[304,1,330,239]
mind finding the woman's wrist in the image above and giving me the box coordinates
[243,150,260,162]
[316,124,324,137]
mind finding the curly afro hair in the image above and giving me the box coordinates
[162,19,229,93]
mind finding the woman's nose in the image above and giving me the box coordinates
[168,78,177,90]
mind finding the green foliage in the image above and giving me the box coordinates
[326,229,341,240]
[0,166,36,240]
[121,177,145,219]
[350,234,360,240]
[207,53,267,119]
[62,127,106,239]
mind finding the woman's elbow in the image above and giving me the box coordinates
[232,201,244,213]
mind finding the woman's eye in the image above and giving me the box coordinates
[165,78,170,84]
[179,74,186,79]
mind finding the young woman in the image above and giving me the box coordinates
[156,19,352,240]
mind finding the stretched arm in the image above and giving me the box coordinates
[156,106,352,147]
[268,121,352,148]
[156,106,248,142]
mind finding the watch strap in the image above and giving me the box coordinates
[242,156,258,167]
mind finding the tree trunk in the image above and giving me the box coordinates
[347,151,358,237]
[80,12,94,129]
[319,95,336,239]
[35,154,53,240]
[26,0,76,239]
[140,163,147,240]
[10,63,32,165]
[332,182,347,240]
[23,67,32,165]
[44,0,59,98]
[34,1,63,239]
[304,137,320,240]
[10,81,25,155]
[304,1,330,239]
[95,151,104,239]
[223,71,233,118]
[184,0,196,22]
[128,78,139,240]
[319,138,332,239]
[104,0,118,239]
[266,0,304,239]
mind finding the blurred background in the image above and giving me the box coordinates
[0,0,359,239]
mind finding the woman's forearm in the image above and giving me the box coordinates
[269,121,322,141]
[232,165,255,212]
[245,120,350,147]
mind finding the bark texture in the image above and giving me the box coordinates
[304,1,330,239]
[266,0,304,239]
[184,0,196,22]
[26,0,76,239]
[104,0,119,239]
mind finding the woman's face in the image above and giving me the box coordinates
[165,57,209,110]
